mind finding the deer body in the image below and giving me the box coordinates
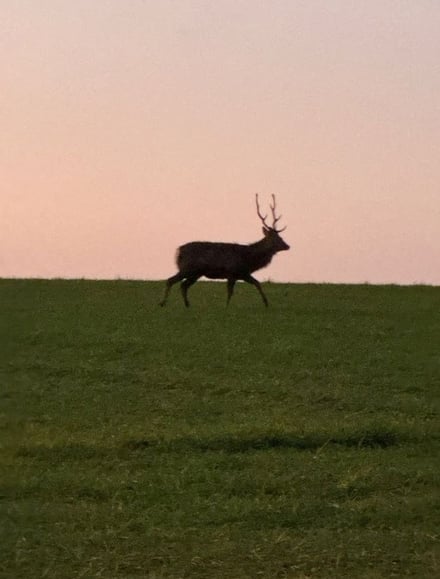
[178,239,277,279]
[159,195,289,307]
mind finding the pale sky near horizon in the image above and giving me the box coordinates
[2,1,439,284]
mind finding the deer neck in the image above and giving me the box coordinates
[247,237,277,270]
[250,237,277,253]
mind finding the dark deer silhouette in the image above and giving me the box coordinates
[159,194,289,307]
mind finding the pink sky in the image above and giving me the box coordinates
[2,1,439,284]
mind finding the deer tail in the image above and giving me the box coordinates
[175,246,183,267]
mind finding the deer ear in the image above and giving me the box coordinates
[262,227,269,236]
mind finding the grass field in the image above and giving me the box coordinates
[1,278,439,578]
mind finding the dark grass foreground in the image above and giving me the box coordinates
[1,279,439,578]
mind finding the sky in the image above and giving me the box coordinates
[2,0,439,284]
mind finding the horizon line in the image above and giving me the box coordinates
[1,277,438,288]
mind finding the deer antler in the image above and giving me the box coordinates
[269,194,286,232]
[255,193,270,230]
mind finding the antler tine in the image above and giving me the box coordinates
[269,193,286,231]
[255,193,269,229]
[270,194,280,225]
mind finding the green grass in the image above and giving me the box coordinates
[1,279,439,578]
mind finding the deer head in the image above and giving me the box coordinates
[255,194,290,252]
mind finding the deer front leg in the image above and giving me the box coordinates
[243,274,269,307]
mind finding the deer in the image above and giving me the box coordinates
[159,194,290,307]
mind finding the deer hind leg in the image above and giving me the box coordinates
[243,274,269,307]
[226,278,236,306]
[159,272,185,307]
[180,276,200,308]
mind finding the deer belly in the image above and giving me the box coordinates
[204,269,230,280]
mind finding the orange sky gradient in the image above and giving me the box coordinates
[2,1,440,284]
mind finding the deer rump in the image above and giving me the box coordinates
[177,241,272,279]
